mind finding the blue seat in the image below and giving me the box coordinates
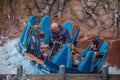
[26,28,40,58]
[39,15,50,44]
[80,46,90,57]
[72,27,80,46]
[94,41,108,73]
[78,50,94,73]
[52,44,71,68]
[64,21,73,42]
[64,21,80,46]
[20,16,40,46]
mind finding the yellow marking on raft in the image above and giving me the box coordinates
[25,53,44,64]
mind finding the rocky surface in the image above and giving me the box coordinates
[0,0,120,39]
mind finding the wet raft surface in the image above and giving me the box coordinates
[25,53,44,64]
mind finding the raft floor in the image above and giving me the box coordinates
[25,53,44,64]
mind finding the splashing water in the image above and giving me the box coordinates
[0,38,45,74]
[109,66,120,74]
[0,38,120,74]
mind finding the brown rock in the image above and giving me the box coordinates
[109,3,115,10]
[50,0,59,17]
[95,6,106,15]
[100,14,113,29]
[63,0,87,21]
[78,23,93,37]
[86,27,100,37]
[62,1,72,19]
[86,19,96,29]
[86,0,95,7]
[100,27,114,38]
[72,1,83,11]
[104,19,113,28]
[31,8,39,15]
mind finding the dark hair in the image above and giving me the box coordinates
[40,32,45,39]
[92,38,100,48]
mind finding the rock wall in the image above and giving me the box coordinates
[62,0,120,39]
[0,0,43,38]
[0,0,120,39]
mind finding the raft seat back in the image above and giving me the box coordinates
[52,44,71,68]
[39,15,50,44]
[72,27,80,46]
[78,50,94,73]
[49,42,61,60]
[64,21,73,42]
[80,45,90,57]
[99,42,108,54]
[26,28,40,58]
[20,16,40,46]
[33,17,40,25]
[94,41,108,73]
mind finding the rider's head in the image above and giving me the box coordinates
[40,31,45,39]
[90,38,100,49]
[50,22,60,33]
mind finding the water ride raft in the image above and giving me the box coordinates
[16,15,108,74]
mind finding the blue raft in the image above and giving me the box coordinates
[16,15,108,74]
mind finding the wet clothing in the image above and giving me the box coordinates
[50,26,70,44]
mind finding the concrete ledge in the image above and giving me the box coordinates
[0,74,120,80]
